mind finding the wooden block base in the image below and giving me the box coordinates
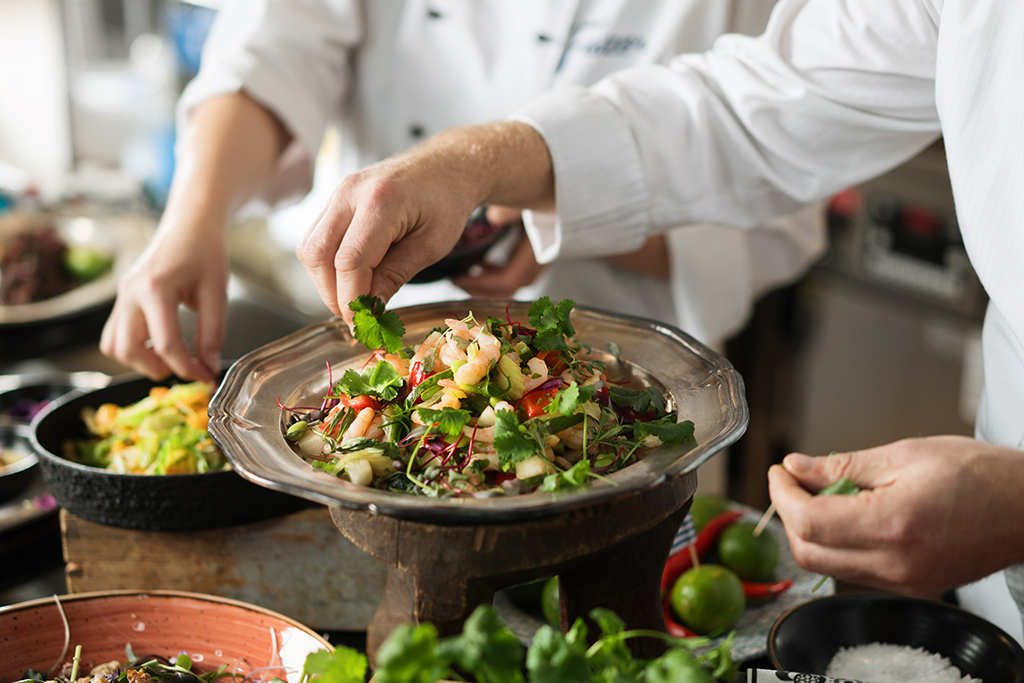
[60,505,387,632]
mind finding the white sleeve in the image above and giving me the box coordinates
[512,0,942,261]
[176,0,362,207]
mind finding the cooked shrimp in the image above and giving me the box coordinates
[364,413,386,441]
[412,331,444,363]
[342,407,378,441]
[454,333,501,385]
[522,356,550,392]
[380,352,410,377]
[467,442,499,471]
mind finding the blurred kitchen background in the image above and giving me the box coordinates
[0,0,986,509]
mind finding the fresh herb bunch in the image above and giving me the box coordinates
[17,644,229,683]
[296,604,737,683]
[282,296,696,498]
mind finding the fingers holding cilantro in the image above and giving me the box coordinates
[280,296,696,498]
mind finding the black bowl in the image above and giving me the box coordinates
[0,371,110,427]
[408,207,515,283]
[30,372,312,531]
[769,593,1024,683]
[0,424,38,503]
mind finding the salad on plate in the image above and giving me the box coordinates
[282,296,696,498]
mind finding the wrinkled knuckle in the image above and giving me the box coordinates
[333,246,364,273]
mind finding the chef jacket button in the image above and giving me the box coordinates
[427,8,442,19]
[537,34,552,42]
[409,124,426,138]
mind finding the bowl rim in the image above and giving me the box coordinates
[0,588,333,648]
[208,299,750,523]
[767,591,1024,673]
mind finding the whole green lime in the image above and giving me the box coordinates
[689,494,732,532]
[541,576,560,626]
[670,564,746,635]
[717,521,780,581]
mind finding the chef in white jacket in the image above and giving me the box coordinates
[100,0,824,387]
[288,0,1024,643]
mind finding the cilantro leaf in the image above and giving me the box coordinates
[645,649,714,683]
[608,385,666,415]
[416,407,471,439]
[494,409,543,466]
[540,459,592,492]
[375,622,450,683]
[525,624,591,683]
[349,295,405,354]
[301,647,368,683]
[435,605,525,683]
[528,297,576,351]
[632,417,695,446]
[335,360,404,402]
[547,381,596,417]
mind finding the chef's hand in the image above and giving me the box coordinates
[296,121,554,319]
[100,216,227,383]
[454,207,543,298]
[769,435,1024,595]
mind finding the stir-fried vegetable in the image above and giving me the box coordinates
[282,297,695,497]
[66,382,228,475]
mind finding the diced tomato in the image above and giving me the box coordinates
[519,387,558,419]
[535,350,567,375]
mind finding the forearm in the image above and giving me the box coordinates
[162,92,291,234]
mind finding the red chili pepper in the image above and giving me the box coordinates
[660,509,743,594]
[742,579,794,600]
[662,596,698,638]
[408,361,427,390]
[535,349,567,376]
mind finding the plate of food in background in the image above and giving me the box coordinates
[30,371,312,531]
[0,212,150,357]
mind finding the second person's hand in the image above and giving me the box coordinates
[100,215,228,383]
[768,435,1024,595]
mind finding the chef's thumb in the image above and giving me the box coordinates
[781,450,859,493]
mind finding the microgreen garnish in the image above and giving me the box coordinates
[349,295,405,354]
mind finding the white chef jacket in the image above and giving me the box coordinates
[179,0,826,345]
[512,0,1024,640]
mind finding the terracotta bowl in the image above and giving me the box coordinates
[30,372,312,531]
[0,590,332,681]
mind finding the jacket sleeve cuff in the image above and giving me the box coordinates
[511,87,650,261]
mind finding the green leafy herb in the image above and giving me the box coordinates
[494,408,545,466]
[547,381,596,417]
[608,385,667,417]
[416,407,471,439]
[349,295,406,354]
[632,417,695,446]
[528,297,576,351]
[335,360,404,402]
[541,459,593,492]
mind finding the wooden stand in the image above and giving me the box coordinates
[61,506,387,631]
[330,472,697,662]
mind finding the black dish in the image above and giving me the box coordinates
[30,372,312,531]
[408,207,515,283]
[769,593,1024,683]
[0,371,110,427]
[0,425,38,503]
